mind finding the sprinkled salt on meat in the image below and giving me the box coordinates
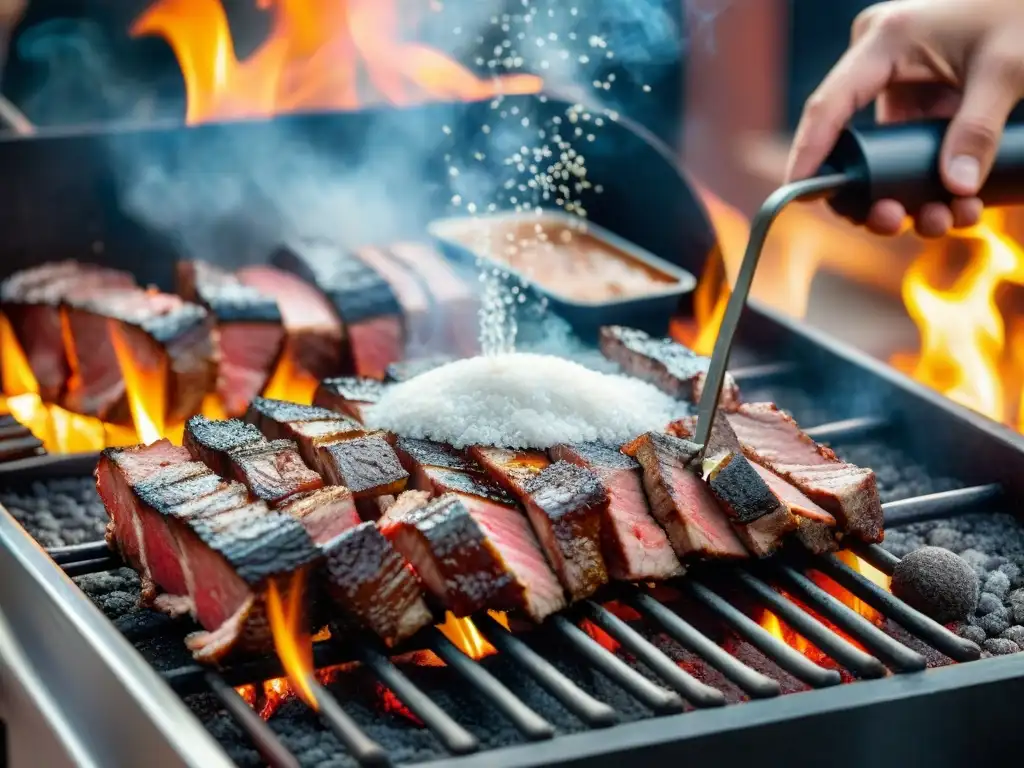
[365,353,679,449]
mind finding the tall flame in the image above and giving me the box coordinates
[108,321,166,445]
[890,210,1024,424]
[131,0,543,126]
[266,568,318,710]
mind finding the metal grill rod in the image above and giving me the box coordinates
[309,677,392,767]
[683,580,842,687]
[803,416,889,442]
[205,673,301,768]
[582,601,726,707]
[883,484,1003,526]
[731,568,887,679]
[428,628,556,741]
[628,591,781,698]
[773,564,926,672]
[813,554,982,662]
[475,613,618,727]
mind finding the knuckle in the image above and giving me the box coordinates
[851,4,883,40]
[866,5,914,43]
[955,116,1001,149]
[983,47,1024,88]
[802,91,831,122]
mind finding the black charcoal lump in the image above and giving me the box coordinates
[891,546,979,623]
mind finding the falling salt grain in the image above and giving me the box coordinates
[366,354,682,449]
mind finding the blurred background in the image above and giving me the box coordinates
[2,0,1024,438]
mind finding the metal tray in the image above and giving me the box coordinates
[429,209,696,340]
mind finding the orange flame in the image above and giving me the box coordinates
[890,210,1024,424]
[261,342,319,405]
[437,612,507,660]
[266,568,317,710]
[108,321,166,446]
[758,551,891,658]
[130,0,543,126]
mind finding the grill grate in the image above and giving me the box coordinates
[44,413,986,768]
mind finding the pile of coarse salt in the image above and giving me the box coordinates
[364,352,682,449]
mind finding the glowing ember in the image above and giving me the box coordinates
[130,0,543,126]
[266,569,317,710]
[375,682,423,726]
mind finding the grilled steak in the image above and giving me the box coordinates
[355,246,436,356]
[0,414,45,462]
[669,414,800,557]
[236,265,345,385]
[550,442,683,581]
[62,288,215,424]
[750,462,837,554]
[623,432,748,560]
[96,440,320,663]
[318,433,408,514]
[244,397,363,469]
[599,325,741,408]
[222,438,325,507]
[387,440,565,620]
[726,403,884,543]
[184,415,264,477]
[273,241,404,379]
[0,261,136,402]
[380,492,566,621]
[176,260,285,417]
[521,461,609,600]
[469,446,551,497]
[321,519,433,646]
[277,486,360,545]
[313,377,388,424]
[385,356,454,383]
[387,242,480,357]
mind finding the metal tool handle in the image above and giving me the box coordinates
[824,120,1024,223]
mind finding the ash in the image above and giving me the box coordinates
[883,513,1024,656]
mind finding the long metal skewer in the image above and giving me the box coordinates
[692,172,854,449]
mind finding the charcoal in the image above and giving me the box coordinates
[984,570,1011,599]
[1011,589,1024,624]
[891,546,979,623]
[977,592,1003,615]
[1001,625,1024,646]
[977,607,1011,637]
[956,623,987,645]
[982,638,1020,655]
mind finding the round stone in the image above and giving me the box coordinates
[891,546,980,623]
[983,638,1020,656]
[956,623,987,645]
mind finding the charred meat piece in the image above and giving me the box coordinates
[380,492,566,621]
[62,288,215,424]
[314,377,388,424]
[393,436,485,485]
[669,415,801,557]
[237,265,345,384]
[749,463,837,554]
[176,260,285,417]
[225,438,325,507]
[387,242,481,357]
[0,414,45,462]
[385,356,454,383]
[244,397,362,469]
[277,486,360,545]
[273,240,404,379]
[322,519,433,646]
[0,261,136,402]
[469,446,551,497]
[521,461,609,600]
[318,433,408,513]
[726,403,884,543]
[623,432,749,560]
[97,440,320,664]
[184,415,265,477]
[550,442,683,581]
[599,325,740,408]
[95,439,195,595]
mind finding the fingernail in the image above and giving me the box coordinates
[947,155,980,192]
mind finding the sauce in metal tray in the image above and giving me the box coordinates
[437,214,678,303]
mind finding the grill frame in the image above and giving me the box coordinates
[3,305,1024,766]
[1,95,1024,766]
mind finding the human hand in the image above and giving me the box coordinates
[785,0,1024,238]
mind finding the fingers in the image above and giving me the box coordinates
[786,37,895,182]
[866,196,982,238]
[941,42,1024,196]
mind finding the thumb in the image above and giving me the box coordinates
[941,51,1023,197]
